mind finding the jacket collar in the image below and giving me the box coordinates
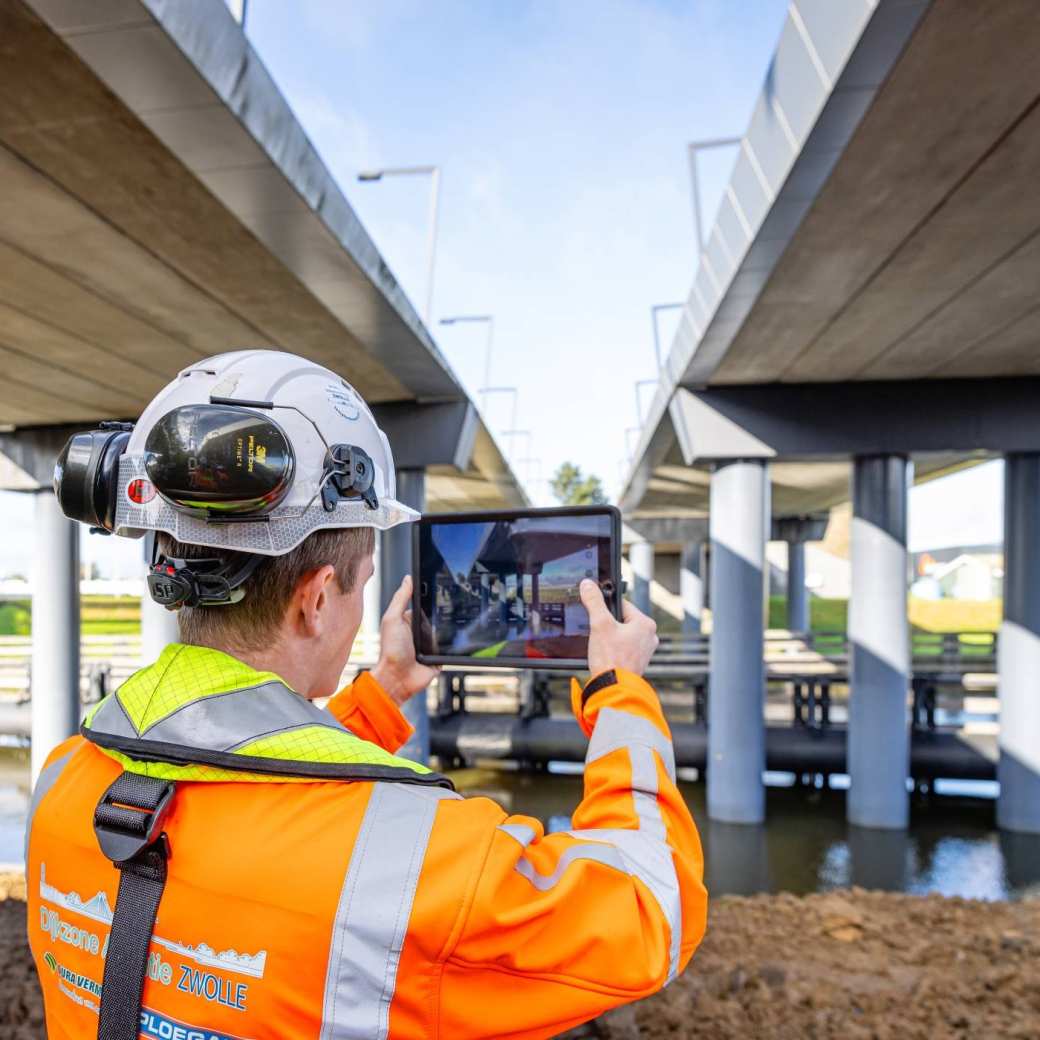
[82,644,450,788]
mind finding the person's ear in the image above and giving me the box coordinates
[295,564,337,638]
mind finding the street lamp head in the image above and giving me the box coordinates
[439,315,491,325]
[357,170,384,182]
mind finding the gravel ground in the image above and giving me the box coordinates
[5,874,1037,1038]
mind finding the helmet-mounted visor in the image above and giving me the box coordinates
[144,404,294,518]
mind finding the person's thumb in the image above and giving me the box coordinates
[385,574,412,620]
[579,578,611,624]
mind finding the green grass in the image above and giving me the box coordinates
[0,596,141,637]
[767,596,847,632]
[768,595,1001,641]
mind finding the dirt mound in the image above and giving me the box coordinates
[4,874,1037,1038]
[0,873,45,1040]
[574,889,1040,1039]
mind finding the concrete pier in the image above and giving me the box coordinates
[629,539,654,616]
[848,455,910,829]
[708,460,768,824]
[140,536,180,664]
[30,491,80,784]
[680,542,704,635]
[786,539,808,633]
[998,454,1040,833]
[380,469,428,763]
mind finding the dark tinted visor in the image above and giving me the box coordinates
[144,404,294,516]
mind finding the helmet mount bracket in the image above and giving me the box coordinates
[320,444,379,512]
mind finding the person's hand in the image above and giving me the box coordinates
[370,575,439,706]
[580,578,659,678]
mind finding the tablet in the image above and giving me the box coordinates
[412,505,622,669]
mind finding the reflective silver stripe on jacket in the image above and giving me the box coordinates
[320,783,460,1040]
[25,748,76,864]
[89,680,349,750]
[509,705,683,982]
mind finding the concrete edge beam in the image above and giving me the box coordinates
[370,401,478,473]
[671,378,1040,462]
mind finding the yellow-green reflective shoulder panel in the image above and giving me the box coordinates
[235,726,432,775]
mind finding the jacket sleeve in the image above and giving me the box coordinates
[437,669,707,1039]
[324,671,413,753]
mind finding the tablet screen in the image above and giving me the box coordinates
[415,510,617,663]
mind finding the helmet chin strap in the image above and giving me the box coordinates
[146,541,266,609]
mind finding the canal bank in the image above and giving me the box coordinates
[4,870,1037,1039]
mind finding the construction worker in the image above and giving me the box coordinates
[28,350,707,1040]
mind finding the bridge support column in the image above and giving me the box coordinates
[361,537,381,652]
[848,455,910,830]
[772,516,827,634]
[708,460,767,824]
[680,541,704,636]
[380,468,428,764]
[998,454,1040,833]
[30,490,80,784]
[629,539,654,616]
[140,535,181,664]
[786,539,808,633]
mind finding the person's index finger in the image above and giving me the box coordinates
[387,575,413,616]
[620,598,641,623]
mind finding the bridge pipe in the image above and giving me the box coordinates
[380,468,428,763]
[427,715,996,780]
[30,491,80,785]
[998,454,1040,832]
[708,459,768,824]
[849,455,911,829]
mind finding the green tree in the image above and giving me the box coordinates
[550,462,608,506]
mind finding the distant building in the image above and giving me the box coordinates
[910,545,1003,601]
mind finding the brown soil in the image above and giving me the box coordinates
[0,874,45,1040]
[4,875,1037,1038]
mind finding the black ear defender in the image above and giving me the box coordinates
[53,422,134,533]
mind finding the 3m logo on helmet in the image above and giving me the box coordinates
[127,479,157,504]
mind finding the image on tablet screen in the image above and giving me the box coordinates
[418,513,612,660]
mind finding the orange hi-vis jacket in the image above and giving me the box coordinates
[27,644,707,1039]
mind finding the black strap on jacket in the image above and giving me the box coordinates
[93,772,175,1040]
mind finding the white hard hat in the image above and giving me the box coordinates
[113,350,417,555]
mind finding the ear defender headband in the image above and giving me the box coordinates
[146,544,266,610]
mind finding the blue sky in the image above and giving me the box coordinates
[242,0,793,499]
[0,1,1005,577]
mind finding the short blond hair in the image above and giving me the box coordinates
[158,527,376,652]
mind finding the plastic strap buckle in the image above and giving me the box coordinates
[93,773,175,865]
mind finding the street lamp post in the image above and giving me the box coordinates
[502,429,532,461]
[358,166,441,324]
[650,302,684,372]
[687,138,741,251]
[635,379,657,425]
[440,314,494,391]
[624,426,642,462]
[479,385,518,433]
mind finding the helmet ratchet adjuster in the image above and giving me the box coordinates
[147,551,265,610]
[320,444,379,512]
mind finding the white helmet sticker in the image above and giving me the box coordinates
[326,384,360,421]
